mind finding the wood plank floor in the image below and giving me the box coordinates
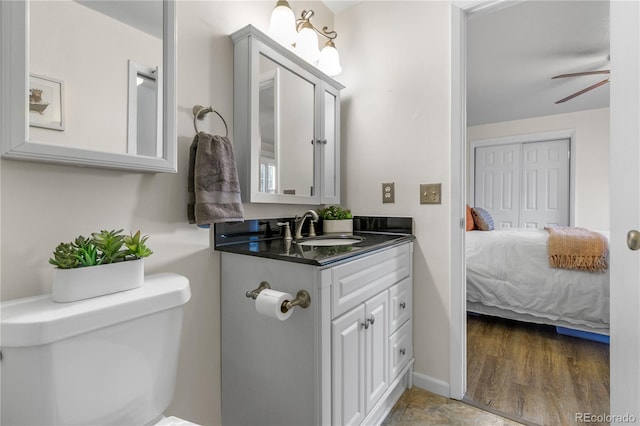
[465,314,610,426]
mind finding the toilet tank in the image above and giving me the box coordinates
[0,273,191,426]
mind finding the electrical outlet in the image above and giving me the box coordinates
[382,182,395,203]
[420,183,441,204]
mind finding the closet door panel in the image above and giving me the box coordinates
[521,139,570,228]
[474,143,521,228]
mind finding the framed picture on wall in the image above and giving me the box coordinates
[29,74,65,131]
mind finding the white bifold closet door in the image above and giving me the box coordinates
[474,138,570,229]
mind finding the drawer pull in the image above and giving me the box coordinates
[399,302,406,309]
[400,348,406,356]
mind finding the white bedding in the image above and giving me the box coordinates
[466,228,610,332]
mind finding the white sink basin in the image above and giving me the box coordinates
[294,236,365,246]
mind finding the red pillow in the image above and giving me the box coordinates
[466,205,475,231]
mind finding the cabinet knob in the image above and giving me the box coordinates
[400,348,406,356]
[361,315,375,330]
[399,302,406,309]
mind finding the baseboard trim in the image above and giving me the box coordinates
[411,371,450,398]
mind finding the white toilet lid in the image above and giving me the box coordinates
[154,416,200,426]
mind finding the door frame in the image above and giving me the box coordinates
[449,3,582,399]
[450,1,639,414]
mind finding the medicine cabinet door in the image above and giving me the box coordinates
[320,84,341,204]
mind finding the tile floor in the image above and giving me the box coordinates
[382,387,525,426]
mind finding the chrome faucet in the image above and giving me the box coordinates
[294,210,319,240]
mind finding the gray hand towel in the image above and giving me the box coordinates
[188,132,244,225]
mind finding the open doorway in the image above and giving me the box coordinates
[458,1,611,424]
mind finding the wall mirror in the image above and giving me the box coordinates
[258,54,315,197]
[0,0,176,172]
[258,68,280,194]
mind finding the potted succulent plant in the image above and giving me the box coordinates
[49,229,153,302]
[317,205,353,235]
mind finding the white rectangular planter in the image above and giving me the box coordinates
[323,219,353,235]
[52,259,144,303]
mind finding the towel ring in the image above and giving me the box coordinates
[192,105,229,137]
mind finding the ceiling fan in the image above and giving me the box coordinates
[551,69,610,104]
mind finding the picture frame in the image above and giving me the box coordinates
[29,74,64,131]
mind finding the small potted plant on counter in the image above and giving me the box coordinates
[317,205,353,235]
[49,229,153,302]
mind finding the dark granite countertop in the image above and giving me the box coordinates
[214,216,413,266]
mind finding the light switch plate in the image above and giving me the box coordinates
[382,182,395,203]
[420,183,441,204]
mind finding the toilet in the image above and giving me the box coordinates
[0,273,197,426]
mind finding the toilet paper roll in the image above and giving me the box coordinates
[255,289,294,321]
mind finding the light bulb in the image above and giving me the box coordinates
[318,41,342,76]
[269,1,297,47]
[295,23,320,64]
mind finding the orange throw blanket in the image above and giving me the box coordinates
[545,226,608,272]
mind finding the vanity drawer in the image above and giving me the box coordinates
[389,278,412,333]
[389,320,413,379]
[331,244,411,319]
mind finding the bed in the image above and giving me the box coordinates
[466,228,610,338]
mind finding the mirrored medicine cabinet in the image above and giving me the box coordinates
[231,25,344,205]
[0,0,177,172]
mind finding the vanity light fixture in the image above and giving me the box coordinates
[268,2,342,76]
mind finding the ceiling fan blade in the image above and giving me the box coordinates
[552,70,610,79]
[555,78,610,104]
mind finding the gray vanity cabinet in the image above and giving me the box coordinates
[220,241,414,426]
[231,25,344,205]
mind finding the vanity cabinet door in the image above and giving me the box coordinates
[364,291,390,413]
[332,290,390,425]
[332,305,366,426]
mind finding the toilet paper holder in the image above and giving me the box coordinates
[246,281,311,313]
